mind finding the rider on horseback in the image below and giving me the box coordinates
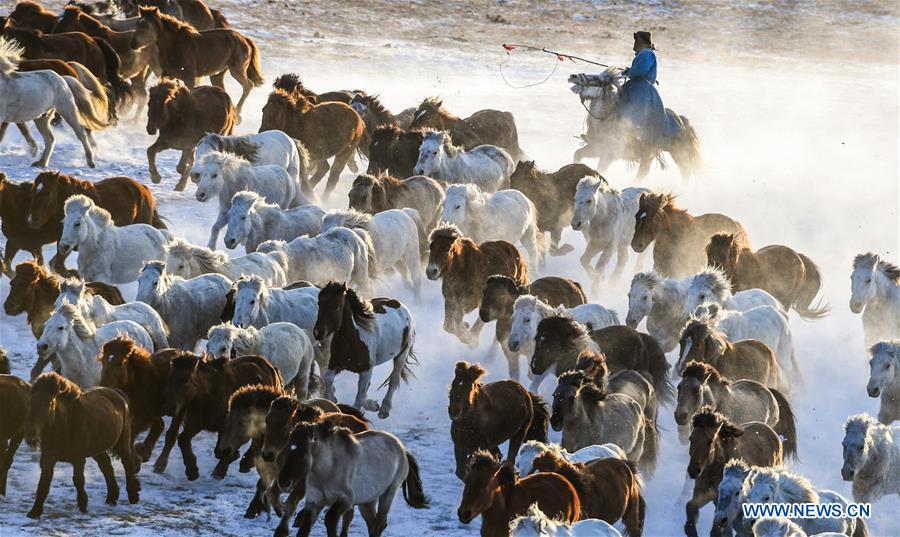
[619,31,681,149]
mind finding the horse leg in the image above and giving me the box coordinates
[93,452,120,506]
[228,70,253,121]
[323,498,352,537]
[173,149,194,191]
[309,160,330,187]
[636,154,653,180]
[377,346,409,419]
[13,122,40,157]
[371,485,401,537]
[31,114,56,168]
[0,432,22,496]
[549,227,574,257]
[684,487,715,537]
[70,459,89,513]
[210,71,226,90]
[590,247,614,295]
[465,317,486,349]
[153,410,185,473]
[609,243,631,285]
[323,368,338,402]
[357,502,378,535]
[27,456,56,519]
[55,102,96,168]
[244,478,266,519]
[323,146,355,200]
[294,502,326,537]
[355,369,377,413]
[579,238,601,277]
[137,417,165,462]
[147,139,168,184]
[274,486,309,537]
[128,69,150,122]
[177,424,201,481]
[207,211,228,250]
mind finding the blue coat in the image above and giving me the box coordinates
[619,49,680,147]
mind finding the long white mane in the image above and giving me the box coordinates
[65,194,113,227]
[0,37,24,76]
[568,67,625,98]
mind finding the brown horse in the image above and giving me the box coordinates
[348,173,445,238]
[706,233,829,319]
[631,192,747,278]
[427,223,527,345]
[678,316,780,388]
[272,72,359,104]
[259,89,365,198]
[23,372,141,518]
[684,407,783,537]
[510,161,600,256]
[350,93,415,154]
[408,97,525,161]
[532,450,645,536]
[146,78,236,189]
[366,125,425,178]
[449,361,548,480]
[0,373,30,496]
[458,450,579,537]
[98,337,178,462]
[479,275,586,379]
[0,174,60,271]
[130,7,263,115]
[8,1,58,33]
[5,260,124,341]
[161,352,281,480]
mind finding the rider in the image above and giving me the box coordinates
[619,31,679,148]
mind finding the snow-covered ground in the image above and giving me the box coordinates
[1,1,899,535]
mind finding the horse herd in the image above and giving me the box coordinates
[0,0,899,536]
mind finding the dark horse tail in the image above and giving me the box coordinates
[210,8,230,28]
[622,459,646,537]
[668,112,703,179]
[524,391,550,443]
[640,413,659,477]
[641,333,675,405]
[794,253,830,320]
[246,38,265,87]
[771,388,798,460]
[151,211,168,230]
[402,450,429,509]
[94,37,132,116]
[852,517,869,537]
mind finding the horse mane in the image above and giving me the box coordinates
[273,72,303,93]
[270,394,299,415]
[170,351,204,371]
[707,233,743,255]
[446,183,485,206]
[631,271,662,291]
[322,281,375,328]
[32,372,82,399]
[485,274,523,296]
[429,221,463,243]
[680,316,726,355]
[100,335,147,364]
[56,302,96,338]
[854,252,900,283]
[237,274,269,307]
[417,96,458,120]
[723,458,750,477]
[61,5,106,33]
[355,93,391,117]
[869,340,900,359]
[510,504,559,534]
[230,190,265,214]
[200,133,261,162]
[372,124,402,143]
[468,449,501,474]
[166,238,228,273]
[575,350,609,388]
[266,88,297,111]
[149,78,189,104]
[751,518,805,536]
[640,191,682,218]
[0,37,24,75]
[139,6,200,37]
[844,413,876,441]
[200,150,247,175]
[681,361,731,385]
[16,258,58,286]
[325,208,372,231]
[692,267,733,301]
[228,383,283,412]
[423,129,460,157]
[692,405,743,439]
[531,450,590,496]
[542,313,590,339]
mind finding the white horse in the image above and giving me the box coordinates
[850,253,900,346]
[194,150,299,249]
[256,227,374,296]
[0,37,110,167]
[36,303,153,388]
[714,460,753,536]
[511,504,622,537]
[867,340,900,424]
[414,130,513,192]
[441,183,545,269]
[165,237,286,287]
[682,267,784,316]
[626,271,691,352]
[320,208,422,298]
[206,321,315,399]
[136,261,232,350]
[55,279,169,350]
[223,190,324,253]
[514,440,626,476]
[57,195,169,284]
[841,413,900,503]
[571,176,650,287]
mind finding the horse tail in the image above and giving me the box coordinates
[63,75,113,131]
[401,450,429,508]
[361,230,379,282]
[794,253,830,320]
[640,412,659,477]
[524,391,549,442]
[245,37,265,87]
[94,37,132,114]
[210,8,230,28]
[643,334,674,404]
[770,388,798,460]
[622,462,646,537]
[670,113,703,179]
[853,517,870,537]
[151,210,169,230]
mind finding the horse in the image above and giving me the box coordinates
[276,421,428,537]
[366,125,425,178]
[136,260,232,350]
[22,372,141,518]
[57,195,169,284]
[0,174,61,270]
[510,504,623,537]
[271,72,360,104]
[415,130,514,192]
[448,361,549,480]
[632,192,747,279]
[35,302,153,387]
[571,176,650,287]
[706,233,829,319]
[351,92,416,144]
[255,227,374,295]
[206,321,315,399]
[8,1,58,32]
[678,316,781,388]
[165,237,286,287]
[850,253,900,346]
[223,195,322,258]
[56,278,169,350]
[162,352,281,480]
[626,271,691,352]
[408,96,525,160]
[675,362,797,458]
[348,174,445,237]
[574,350,661,429]
[130,6,262,115]
[4,260,123,339]
[480,276,588,380]
[713,459,754,535]
[841,413,900,503]
[531,316,674,404]
[514,440,626,477]
[457,450,579,537]
[0,373,30,496]
[0,37,109,167]
[550,370,657,473]
[259,89,365,199]
[510,161,599,256]
[684,407,784,537]
[426,223,527,345]
[145,78,236,190]
[682,267,785,319]
[531,449,645,535]
[867,340,900,424]
[98,337,178,463]
[443,183,545,269]
[321,208,422,297]
[568,69,701,179]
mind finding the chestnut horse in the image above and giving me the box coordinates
[631,192,747,279]
[449,361,549,480]
[366,125,426,178]
[706,233,829,319]
[427,223,527,345]
[0,174,60,271]
[146,78,236,190]
[259,89,365,199]
[8,1,58,33]
[678,316,781,388]
[532,450,645,535]
[272,72,359,104]
[23,372,141,519]
[0,373,30,496]
[458,450,579,537]
[130,7,263,115]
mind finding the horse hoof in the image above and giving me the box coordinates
[173,181,188,192]
[127,491,139,504]
[238,461,252,474]
[377,408,390,419]
[30,160,46,168]
[211,466,227,480]
[186,468,200,481]
[552,244,575,256]
[362,400,380,412]
[274,527,289,537]
[106,497,118,506]
[135,445,152,462]
[150,174,162,184]
[152,460,167,474]
[26,508,41,519]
